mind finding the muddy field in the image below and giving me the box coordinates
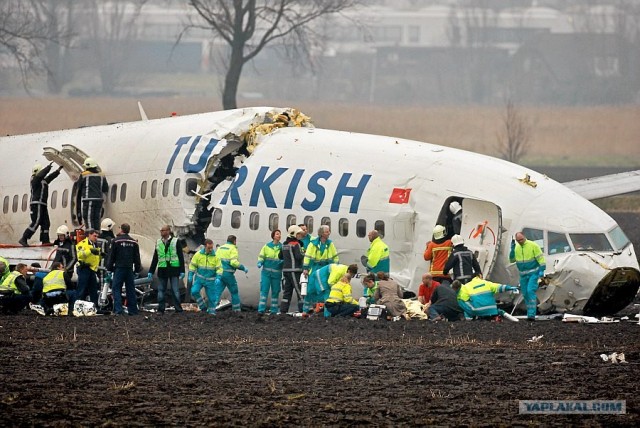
[1,310,639,427]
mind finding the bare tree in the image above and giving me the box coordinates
[84,0,147,94]
[496,97,532,164]
[0,1,66,90]
[184,0,360,109]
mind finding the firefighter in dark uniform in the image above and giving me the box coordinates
[52,225,78,290]
[19,162,63,246]
[107,223,142,315]
[76,157,109,231]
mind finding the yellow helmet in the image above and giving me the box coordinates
[433,225,446,240]
[83,157,98,169]
[32,163,43,175]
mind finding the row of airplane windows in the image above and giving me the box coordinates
[211,207,387,239]
[2,178,192,214]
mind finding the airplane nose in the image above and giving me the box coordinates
[583,267,640,317]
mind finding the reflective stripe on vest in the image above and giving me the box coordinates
[43,270,66,293]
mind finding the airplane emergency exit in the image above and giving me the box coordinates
[1,106,638,316]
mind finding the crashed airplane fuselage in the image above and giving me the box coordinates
[0,107,638,315]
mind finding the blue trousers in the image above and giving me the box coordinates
[519,273,539,318]
[211,274,241,313]
[157,276,183,313]
[303,288,330,313]
[112,268,138,315]
[191,278,217,313]
[76,266,99,306]
[258,271,282,314]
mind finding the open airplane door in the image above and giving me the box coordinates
[460,199,503,278]
[43,144,92,227]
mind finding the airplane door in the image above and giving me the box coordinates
[460,199,503,278]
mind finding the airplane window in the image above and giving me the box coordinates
[569,233,613,252]
[286,214,296,229]
[522,228,544,250]
[231,210,241,229]
[321,217,331,230]
[151,180,158,198]
[356,219,367,238]
[304,216,314,233]
[141,181,147,199]
[173,179,181,197]
[338,218,348,237]
[2,196,8,214]
[212,208,222,227]
[547,231,570,255]
[62,189,68,208]
[269,213,279,232]
[609,226,630,251]
[22,194,28,212]
[51,191,58,209]
[120,183,127,202]
[250,212,259,230]
[12,195,18,213]
[162,179,169,197]
[185,178,198,197]
[374,220,385,238]
[110,184,117,203]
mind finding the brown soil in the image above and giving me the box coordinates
[1,310,639,427]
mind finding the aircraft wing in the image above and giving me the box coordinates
[563,169,640,200]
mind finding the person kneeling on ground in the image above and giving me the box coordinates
[41,262,69,315]
[325,274,359,317]
[0,263,32,314]
[455,276,519,320]
[427,280,463,321]
[369,272,408,320]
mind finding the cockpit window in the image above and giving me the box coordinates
[569,233,613,252]
[522,228,544,251]
[548,231,571,255]
[608,226,630,251]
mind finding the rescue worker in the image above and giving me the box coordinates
[456,277,519,320]
[210,235,248,314]
[279,225,305,313]
[325,273,359,317]
[443,235,482,284]
[0,263,32,314]
[257,230,283,315]
[509,231,546,321]
[52,225,77,289]
[0,256,10,283]
[303,225,338,275]
[41,262,68,315]
[372,271,408,319]
[148,225,185,314]
[188,239,222,314]
[362,230,390,275]
[426,282,463,321]
[29,262,47,304]
[298,223,313,251]
[76,229,102,307]
[107,223,142,316]
[449,201,462,236]
[75,157,108,231]
[304,263,358,313]
[424,225,452,285]
[19,162,63,246]
[98,218,116,255]
[417,273,440,305]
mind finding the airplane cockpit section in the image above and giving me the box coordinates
[503,225,640,316]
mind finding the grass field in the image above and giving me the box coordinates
[1,97,639,166]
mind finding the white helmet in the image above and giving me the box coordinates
[100,218,115,232]
[32,163,43,175]
[449,201,462,214]
[83,157,98,169]
[433,225,446,240]
[56,225,69,235]
[287,225,302,237]
[452,234,464,246]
